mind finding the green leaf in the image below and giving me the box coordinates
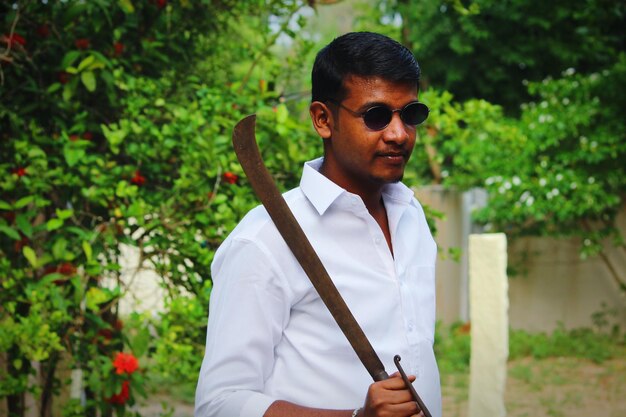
[61,50,81,68]
[276,104,289,124]
[46,218,64,231]
[86,287,112,312]
[23,246,38,267]
[101,124,127,154]
[52,238,68,260]
[81,71,96,92]
[0,200,12,210]
[77,55,95,72]
[15,214,33,238]
[85,260,102,276]
[0,225,20,240]
[47,83,61,94]
[14,196,34,209]
[63,145,85,167]
[56,209,73,220]
[63,3,88,25]
[118,0,135,13]
[130,327,150,357]
[82,241,93,262]
[63,85,73,101]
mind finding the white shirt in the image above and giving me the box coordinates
[195,158,442,417]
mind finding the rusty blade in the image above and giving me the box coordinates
[232,114,389,382]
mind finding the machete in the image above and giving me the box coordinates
[232,114,432,417]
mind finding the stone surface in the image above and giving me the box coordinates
[468,233,509,417]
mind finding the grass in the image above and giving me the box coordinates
[436,320,626,417]
[435,320,626,373]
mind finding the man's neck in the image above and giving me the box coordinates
[318,162,393,255]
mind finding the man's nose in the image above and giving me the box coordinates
[382,113,410,144]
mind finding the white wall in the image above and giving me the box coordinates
[416,185,626,332]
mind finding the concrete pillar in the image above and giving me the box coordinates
[468,233,509,417]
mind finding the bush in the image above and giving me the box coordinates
[1,1,318,415]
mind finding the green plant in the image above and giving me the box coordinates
[508,324,623,364]
[1,1,319,415]
[434,321,472,373]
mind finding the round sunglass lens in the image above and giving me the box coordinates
[363,106,392,130]
[403,103,429,125]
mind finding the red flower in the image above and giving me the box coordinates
[12,167,27,177]
[58,262,76,276]
[457,321,471,335]
[36,25,50,38]
[82,132,93,141]
[222,172,238,185]
[113,352,139,375]
[58,71,70,84]
[74,38,90,50]
[42,265,58,276]
[113,42,124,56]
[130,170,146,186]
[114,319,124,331]
[14,236,29,253]
[154,0,167,9]
[97,328,113,340]
[107,380,130,405]
[69,134,80,142]
[2,211,15,224]
[3,33,26,48]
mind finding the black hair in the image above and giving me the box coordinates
[311,32,421,103]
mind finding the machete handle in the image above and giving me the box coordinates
[394,355,432,417]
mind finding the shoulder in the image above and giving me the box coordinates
[212,187,311,270]
[227,187,309,241]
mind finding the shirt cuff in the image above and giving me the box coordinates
[239,392,276,417]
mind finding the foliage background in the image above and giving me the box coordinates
[1,0,624,415]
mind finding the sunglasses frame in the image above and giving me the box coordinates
[327,100,429,131]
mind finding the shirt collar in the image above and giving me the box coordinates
[300,157,416,216]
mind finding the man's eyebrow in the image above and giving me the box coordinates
[354,101,387,112]
[356,100,417,112]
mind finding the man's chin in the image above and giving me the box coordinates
[372,173,404,185]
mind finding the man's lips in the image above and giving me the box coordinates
[375,150,408,162]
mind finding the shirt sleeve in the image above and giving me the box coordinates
[195,236,293,417]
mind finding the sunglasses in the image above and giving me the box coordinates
[328,100,429,131]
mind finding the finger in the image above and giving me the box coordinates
[378,374,416,390]
[367,386,415,406]
[408,402,425,417]
[382,400,422,416]
[389,371,417,382]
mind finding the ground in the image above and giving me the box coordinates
[134,356,626,417]
[443,356,626,417]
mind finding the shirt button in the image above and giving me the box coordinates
[374,237,382,244]
[408,322,414,331]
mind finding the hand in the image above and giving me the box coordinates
[361,372,423,417]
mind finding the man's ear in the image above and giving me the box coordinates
[309,101,333,139]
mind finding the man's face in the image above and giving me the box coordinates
[321,75,418,195]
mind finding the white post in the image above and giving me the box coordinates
[468,233,509,417]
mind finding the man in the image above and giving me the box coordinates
[195,32,441,417]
